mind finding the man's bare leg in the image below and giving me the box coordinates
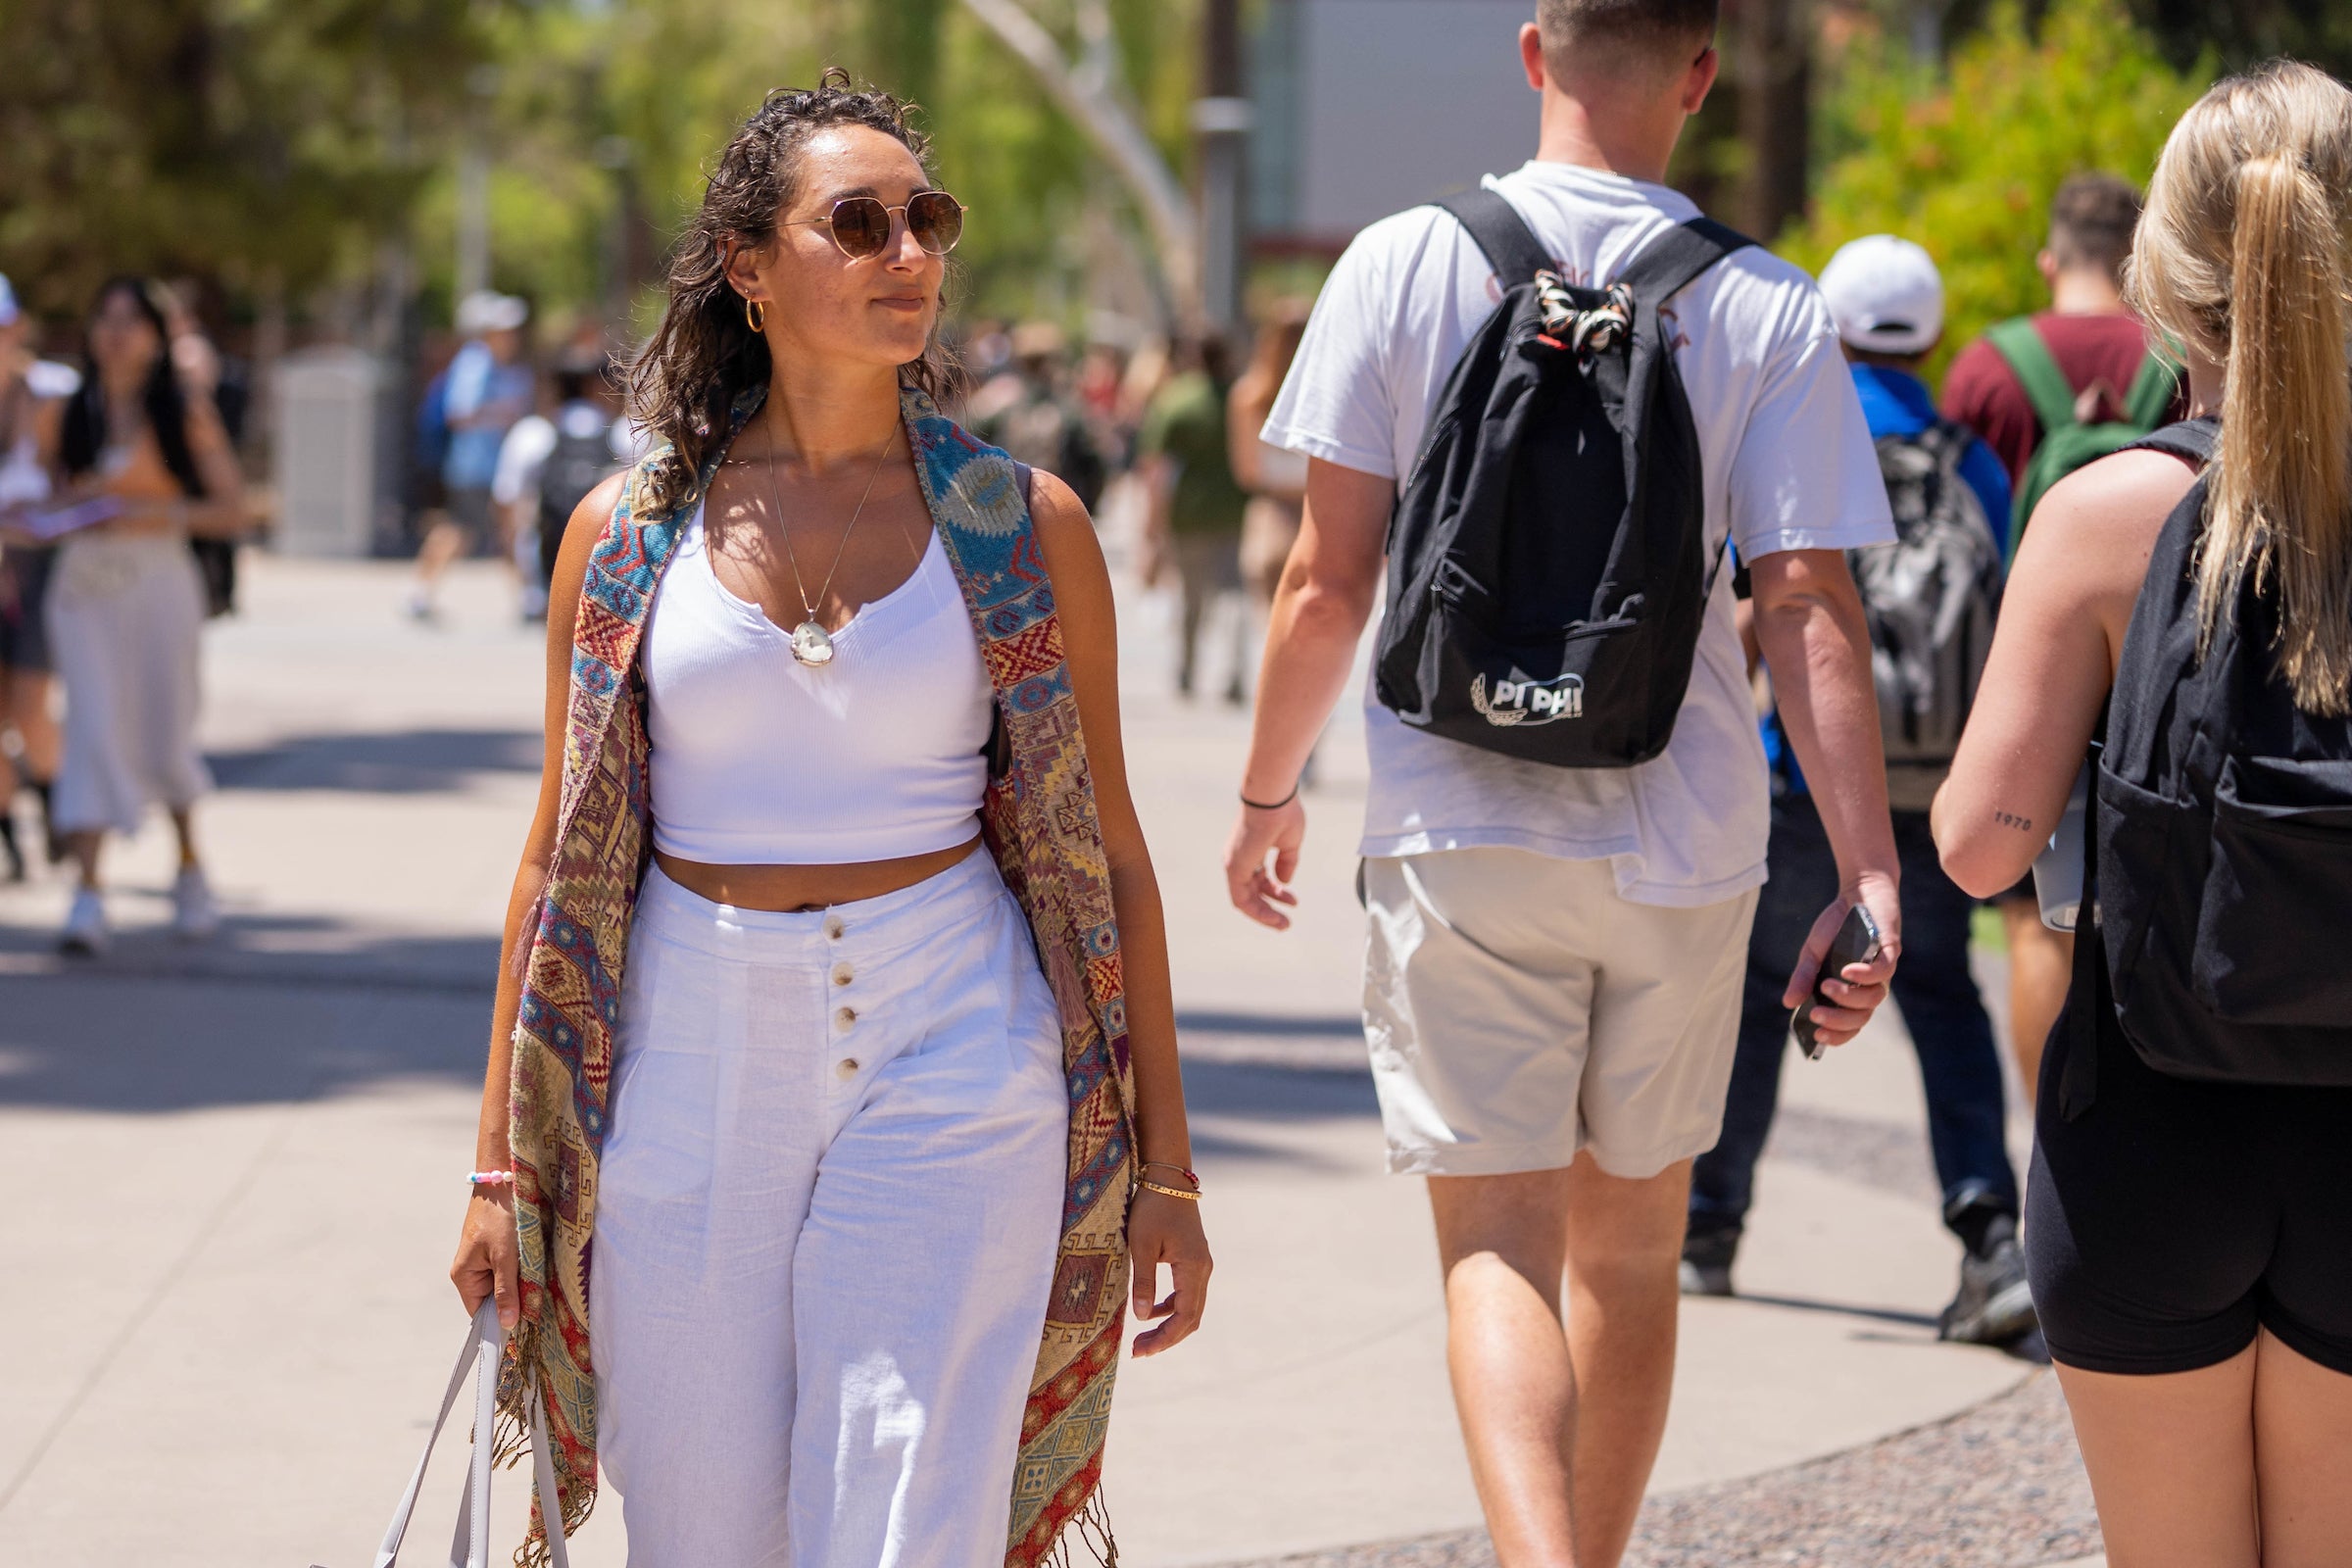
[1559,1155,1689,1566]
[1429,1154,1689,1568]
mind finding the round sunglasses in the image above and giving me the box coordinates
[781,191,966,260]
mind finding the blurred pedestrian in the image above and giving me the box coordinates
[407,290,533,620]
[1942,174,2184,1104]
[1228,301,1311,616]
[447,74,1206,1567]
[970,320,1107,511]
[44,277,248,954]
[0,272,74,880]
[491,345,629,619]
[1224,6,1899,1565]
[1139,334,1248,702]
[1684,236,2030,1347]
[1936,62,2352,1565]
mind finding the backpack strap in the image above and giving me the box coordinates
[2128,416,2219,466]
[2123,350,2181,429]
[1433,189,1553,289]
[1613,217,1756,311]
[1984,318,2081,434]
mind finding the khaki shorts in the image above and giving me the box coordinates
[1362,848,1759,1179]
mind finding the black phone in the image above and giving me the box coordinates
[1792,905,1884,1059]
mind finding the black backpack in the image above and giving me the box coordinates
[2090,416,2352,1088]
[1856,420,2004,810]
[537,412,620,586]
[1375,189,1752,766]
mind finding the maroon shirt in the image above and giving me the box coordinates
[1940,311,2183,489]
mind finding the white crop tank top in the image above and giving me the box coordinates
[642,502,993,864]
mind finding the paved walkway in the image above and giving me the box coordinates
[0,545,2101,1567]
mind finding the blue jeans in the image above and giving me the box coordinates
[1688,789,2018,1240]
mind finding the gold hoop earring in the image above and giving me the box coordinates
[745,296,766,333]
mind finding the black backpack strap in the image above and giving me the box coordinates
[2127,416,2219,466]
[1614,217,1756,310]
[2059,742,2105,1120]
[1433,189,1554,289]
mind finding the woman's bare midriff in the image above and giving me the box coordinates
[653,833,983,912]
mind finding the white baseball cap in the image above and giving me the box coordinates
[456,289,529,335]
[1818,235,1943,356]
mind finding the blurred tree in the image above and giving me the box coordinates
[1780,0,2208,383]
[2128,0,2352,77]
[0,0,503,321]
[956,0,1200,324]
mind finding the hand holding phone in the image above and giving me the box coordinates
[1792,904,1884,1059]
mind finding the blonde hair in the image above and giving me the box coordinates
[2129,61,2352,715]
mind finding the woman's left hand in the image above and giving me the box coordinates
[1128,1187,1211,1357]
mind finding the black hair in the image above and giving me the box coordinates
[626,69,957,515]
[60,276,202,498]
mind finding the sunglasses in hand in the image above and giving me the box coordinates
[782,191,967,261]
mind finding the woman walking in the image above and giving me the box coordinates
[45,277,245,953]
[0,273,67,879]
[1936,63,2352,1567]
[449,74,1211,1568]
[1227,301,1310,621]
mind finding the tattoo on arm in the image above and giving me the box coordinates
[1992,809,2035,833]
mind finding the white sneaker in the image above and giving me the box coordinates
[60,887,108,956]
[172,865,221,940]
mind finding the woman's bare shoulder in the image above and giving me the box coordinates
[1024,467,1106,579]
[2016,446,2200,594]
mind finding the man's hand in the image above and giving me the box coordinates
[1224,798,1304,929]
[1781,871,1902,1049]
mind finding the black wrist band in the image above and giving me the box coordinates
[1240,780,1300,810]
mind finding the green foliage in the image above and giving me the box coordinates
[462,0,1199,331]
[1783,0,2212,385]
[0,0,503,320]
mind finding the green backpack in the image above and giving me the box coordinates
[1986,317,2179,556]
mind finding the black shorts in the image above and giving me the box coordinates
[0,544,55,673]
[2027,950,2352,1376]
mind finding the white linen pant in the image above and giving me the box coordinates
[590,851,1068,1568]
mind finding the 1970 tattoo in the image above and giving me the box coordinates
[1992,809,2034,832]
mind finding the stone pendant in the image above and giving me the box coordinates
[790,619,837,666]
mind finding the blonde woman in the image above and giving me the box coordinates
[448,74,1209,1567]
[1936,63,2352,1566]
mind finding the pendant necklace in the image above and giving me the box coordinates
[761,425,899,667]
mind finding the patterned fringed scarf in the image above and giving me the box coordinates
[500,383,1137,1566]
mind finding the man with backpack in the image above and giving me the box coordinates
[1682,236,2033,1348]
[1941,174,2183,1105]
[491,346,628,620]
[1221,6,1900,1562]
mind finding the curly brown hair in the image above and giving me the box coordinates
[624,69,959,515]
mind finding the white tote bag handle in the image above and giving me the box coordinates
[362,1300,574,1568]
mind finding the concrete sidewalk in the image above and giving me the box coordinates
[0,551,2094,1567]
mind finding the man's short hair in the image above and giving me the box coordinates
[2047,173,2142,283]
[1536,0,1718,77]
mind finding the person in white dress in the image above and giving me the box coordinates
[37,277,247,954]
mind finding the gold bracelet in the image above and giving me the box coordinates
[1137,1178,1202,1202]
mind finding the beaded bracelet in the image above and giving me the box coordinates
[1137,1178,1202,1202]
[1141,1160,1200,1188]
[467,1171,515,1188]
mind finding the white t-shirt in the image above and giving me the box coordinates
[1264,160,1893,906]
[491,404,632,508]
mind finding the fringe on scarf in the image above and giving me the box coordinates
[1041,1487,1118,1568]
[488,1319,596,1568]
